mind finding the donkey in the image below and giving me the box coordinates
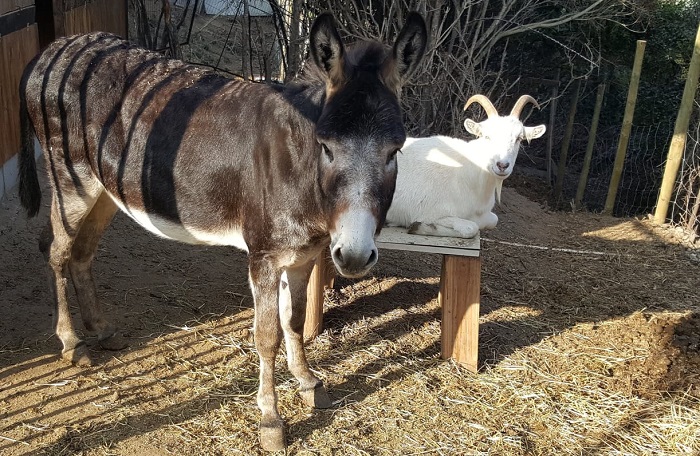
[19,13,427,451]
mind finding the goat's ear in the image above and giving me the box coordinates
[464,119,482,137]
[523,124,546,143]
[384,12,427,92]
[310,13,346,89]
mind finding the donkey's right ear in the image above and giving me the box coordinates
[309,13,346,88]
[392,12,428,83]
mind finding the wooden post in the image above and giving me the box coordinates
[575,83,606,209]
[51,0,66,38]
[439,255,480,373]
[654,23,700,224]
[304,251,335,340]
[554,78,582,201]
[604,40,646,215]
[546,69,561,186]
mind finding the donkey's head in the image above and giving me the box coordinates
[309,13,427,278]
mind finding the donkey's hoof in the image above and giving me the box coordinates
[62,344,92,367]
[259,420,286,452]
[299,383,332,409]
[98,333,127,351]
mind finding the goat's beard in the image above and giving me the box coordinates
[495,179,503,204]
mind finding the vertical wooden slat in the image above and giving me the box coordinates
[439,254,480,372]
[304,251,335,341]
[51,0,65,37]
[0,24,39,166]
[0,0,14,16]
[64,0,127,37]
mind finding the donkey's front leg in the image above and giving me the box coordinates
[279,263,332,409]
[248,258,286,452]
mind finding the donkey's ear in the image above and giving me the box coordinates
[392,12,428,83]
[309,13,345,88]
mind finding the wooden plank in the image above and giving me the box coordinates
[0,5,35,36]
[16,0,36,8]
[439,254,480,372]
[0,24,38,166]
[64,0,127,37]
[304,251,335,340]
[51,0,64,37]
[377,226,480,257]
[0,0,16,16]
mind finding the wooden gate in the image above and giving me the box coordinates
[0,0,127,199]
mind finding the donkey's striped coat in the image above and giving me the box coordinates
[19,13,427,451]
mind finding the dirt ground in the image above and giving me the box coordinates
[1,163,699,455]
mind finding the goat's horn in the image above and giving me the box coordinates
[510,95,540,118]
[464,94,498,118]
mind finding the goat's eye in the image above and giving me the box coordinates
[322,144,334,162]
[387,148,400,165]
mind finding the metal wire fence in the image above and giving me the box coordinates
[550,92,699,237]
[669,99,700,235]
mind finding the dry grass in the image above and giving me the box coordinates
[1,171,699,455]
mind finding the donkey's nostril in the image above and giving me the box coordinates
[365,248,378,268]
[332,245,344,265]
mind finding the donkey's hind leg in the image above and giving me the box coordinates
[42,180,103,366]
[68,191,125,351]
[279,263,333,409]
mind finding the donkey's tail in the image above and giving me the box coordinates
[18,64,41,217]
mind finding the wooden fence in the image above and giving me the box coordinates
[0,0,127,199]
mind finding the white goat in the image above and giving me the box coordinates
[386,94,546,238]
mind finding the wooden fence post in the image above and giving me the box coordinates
[575,82,606,209]
[603,40,646,216]
[546,69,561,186]
[554,78,582,201]
[653,22,700,225]
[304,251,336,341]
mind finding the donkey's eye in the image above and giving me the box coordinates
[387,148,400,165]
[322,144,334,162]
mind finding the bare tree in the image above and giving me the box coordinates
[282,0,645,136]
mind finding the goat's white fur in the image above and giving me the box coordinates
[385,95,546,238]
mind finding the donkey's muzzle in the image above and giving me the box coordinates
[331,243,378,278]
[329,209,379,278]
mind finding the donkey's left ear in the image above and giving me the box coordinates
[391,12,428,84]
[309,13,346,88]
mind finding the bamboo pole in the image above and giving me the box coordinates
[654,22,700,224]
[603,40,646,215]
[554,78,582,201]
[575,83,606,209]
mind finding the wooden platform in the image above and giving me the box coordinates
[304,227,481,372]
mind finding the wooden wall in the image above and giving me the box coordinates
[0,1,38,168]
[64,0,127,37]
[0,0,127,172]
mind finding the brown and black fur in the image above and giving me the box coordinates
[18,13,427,451]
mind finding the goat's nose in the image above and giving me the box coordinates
[497,161,510,172]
